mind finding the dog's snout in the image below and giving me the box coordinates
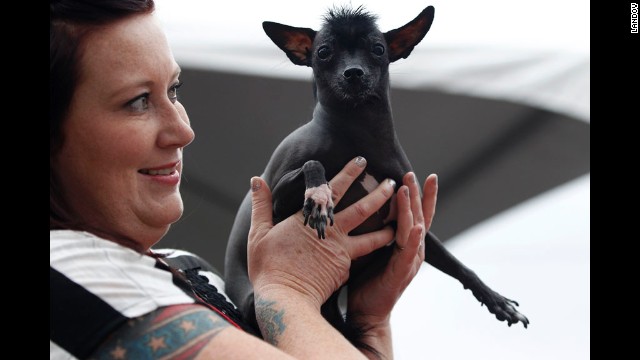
[343,66,364,79]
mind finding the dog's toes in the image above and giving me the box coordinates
[317,218,326,239]
[471,285,529,329]
[504,297,519,307]
[514,311,529,328]
[495,298,529,329]
[303,198,315,226]
[301,192,334,238]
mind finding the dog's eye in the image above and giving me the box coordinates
[372,44,385,56]
[317,46,332,59]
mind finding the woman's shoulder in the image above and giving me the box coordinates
[50,230,162,297]
[50,229,139,261]
[153,248,234,309]
[50,230,195,318]
[50,230,199,359]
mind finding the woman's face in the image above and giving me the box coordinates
[55,13,194,249]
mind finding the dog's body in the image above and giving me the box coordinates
[225,5,529,342]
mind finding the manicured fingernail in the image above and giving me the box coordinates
[387,178,396,189]
[355,156,366,168]
[251,177,261,192]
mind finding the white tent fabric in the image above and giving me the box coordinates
[156,0,590,122]
[155,0,590,358]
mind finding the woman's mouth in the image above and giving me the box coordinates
[138,161,180,175]
[138,167,176,175]
[138,161,181,185]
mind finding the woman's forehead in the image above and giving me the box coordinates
[78,14,177,90]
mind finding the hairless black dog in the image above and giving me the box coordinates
[225,4,529,346]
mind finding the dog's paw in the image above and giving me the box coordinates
[466,281,530,328]
[302,183,334,239]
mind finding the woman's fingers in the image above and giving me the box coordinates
[347,226,395,260]
[336,178,396,233]
[408,225,425,270]
[395,185,413,250]
[403,172,425,227]
[422,174,438,230]
[396,224,425,274]
[329,156,367,206]
[248,177,274,242]
[388,172,436,286]
[393,175,425,279]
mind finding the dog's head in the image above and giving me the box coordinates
[263,5,434,106]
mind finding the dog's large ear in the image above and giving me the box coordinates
[384,6,434,62]
[263,22,316,67]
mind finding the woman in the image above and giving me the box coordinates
[49,0,438,359]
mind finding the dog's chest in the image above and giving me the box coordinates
[358,172,380,194]
[338,171,395,235]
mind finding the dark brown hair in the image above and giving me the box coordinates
[50,0,155,246]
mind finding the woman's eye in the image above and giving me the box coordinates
[317,46,332,59]
[372,44,385,56]
[127,94,149,112]
[168,81,183,103]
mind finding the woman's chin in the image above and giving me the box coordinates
[139,199,184,236]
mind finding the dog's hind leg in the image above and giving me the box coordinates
[424,231,530,328]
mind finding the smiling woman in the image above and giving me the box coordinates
[49,1,439,359]
[49,0,189,251]
[53,13,194,250]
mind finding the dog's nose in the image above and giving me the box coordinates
[343,66,364,79]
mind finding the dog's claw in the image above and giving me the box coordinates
[466,279,529,328]
[303,198,315,226]
[302,184,334,239]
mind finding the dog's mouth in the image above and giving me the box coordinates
[334,79,378,103]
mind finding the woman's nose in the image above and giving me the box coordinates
[157,103,195,149]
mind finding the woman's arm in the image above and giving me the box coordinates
[89,298,366,360]
[90,297,365,360]
[89,304,294,359]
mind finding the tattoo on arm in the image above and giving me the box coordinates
[90,304,230,360]
[255,296,286,346]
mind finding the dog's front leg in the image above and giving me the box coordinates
[301,160,334,239]
[271,160,334,240]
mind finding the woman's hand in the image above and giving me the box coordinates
[248,156,399,310]
[347,172,438,358]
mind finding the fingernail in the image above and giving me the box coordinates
[251,177,261,192]
[403,187,409,198]
[355,156,366,168]
[387,178,396,189]
[412,172,418,184]
[433,174,438,185]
